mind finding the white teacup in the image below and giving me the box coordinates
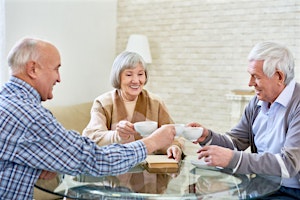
[182,127,203,142]
[134,121,158,137]
[161,123,185,136]
[174,124,185,136]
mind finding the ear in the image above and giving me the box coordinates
[25,61,38,79]
[276,70,285,85]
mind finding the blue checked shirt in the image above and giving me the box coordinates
[0,77,147,199]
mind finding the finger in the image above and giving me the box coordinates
[174,151,181,161]
[45,173,57,180]
[186,122,195,127]
[186,122,200,127]
[39,172,46,179]
[198,149,209,160]
[197,146,206,153]
[117,126,134,136]
[43,171,52,179]
[123,124,135,133]
[42,172,51,179]
[167,146,180,160]
[120,121,134,129]
[172,146,182,161]
[198,153,205,160]
[204,156,213,166]
[197,147,206,153]
[167,149,173,158]
[126,122,134,129]
[39,171,56,180]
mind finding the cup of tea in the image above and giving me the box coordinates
[182,127,203,142]
[134,121,158,137]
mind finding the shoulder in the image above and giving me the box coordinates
[94,90,117,104]
[248,95,259,107]
[287,82,300,105]
[288,82,300,110]
[91,90,120,113]
[2,95,54,125]
[243,95,261,120]
[142,89,164,103]
[293,82,300,95]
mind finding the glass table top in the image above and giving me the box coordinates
[35,155,281,200]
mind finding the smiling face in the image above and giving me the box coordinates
[247,60,285,104]
[120,63,146,101]
[34,44,61,101]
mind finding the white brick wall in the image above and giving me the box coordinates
[117,0,300,132]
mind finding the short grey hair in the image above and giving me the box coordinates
[110,51,148,89]
[7,37,41,74]
[247,41,295,85]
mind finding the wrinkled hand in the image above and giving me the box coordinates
[197,145,233,168]
[39,170,57,180]
[116,120,135,140]
[186,122,201,127]
[186,122,209,143]
[167,145,182,161]
[142,125,176,154]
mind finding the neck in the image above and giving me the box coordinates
[120,90,137,102]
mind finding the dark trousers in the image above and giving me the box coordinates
[261,186,300,200]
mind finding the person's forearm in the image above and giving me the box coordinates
[153,139,183,155]
[141,137,157,154]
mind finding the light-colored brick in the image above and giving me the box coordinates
[117,0,300,132]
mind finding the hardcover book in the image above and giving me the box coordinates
[145,155,179,173]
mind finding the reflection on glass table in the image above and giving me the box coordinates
[35,156,281,200]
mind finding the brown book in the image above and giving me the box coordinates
[145,155,179,173]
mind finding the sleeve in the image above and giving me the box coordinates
[230,97,300,178]
[15,109,147,176]
[204,97,258,151]
[233,104,300,177]
[209,97,300,178]
[82,99,122,146]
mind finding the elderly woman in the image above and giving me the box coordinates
[83,51,183,160]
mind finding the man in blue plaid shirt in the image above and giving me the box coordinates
[0,37,176,199]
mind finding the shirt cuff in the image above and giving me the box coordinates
[232,151,243,174]
[199,129,213,146]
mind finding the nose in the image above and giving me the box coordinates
[131,74,139,82]
[57,73,61,83]
[248,76,255,87]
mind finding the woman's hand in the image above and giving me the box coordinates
[116,120,136,140]
[166,145,182,161]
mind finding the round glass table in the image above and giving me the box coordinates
[35,155,281,200]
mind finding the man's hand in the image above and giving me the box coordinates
[39,170,57,180]
[142,125,176,154]
[197,145,233,168]
[186,122,209,143]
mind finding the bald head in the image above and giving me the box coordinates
[7,38,59,75]
[7,37,62,101]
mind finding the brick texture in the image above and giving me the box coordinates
[117,0,300,132]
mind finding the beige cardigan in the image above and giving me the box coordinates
[83,89,183,151]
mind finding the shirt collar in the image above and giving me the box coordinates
[257,79,296,108]
[9,76,41,103]
[275,79,296,107]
